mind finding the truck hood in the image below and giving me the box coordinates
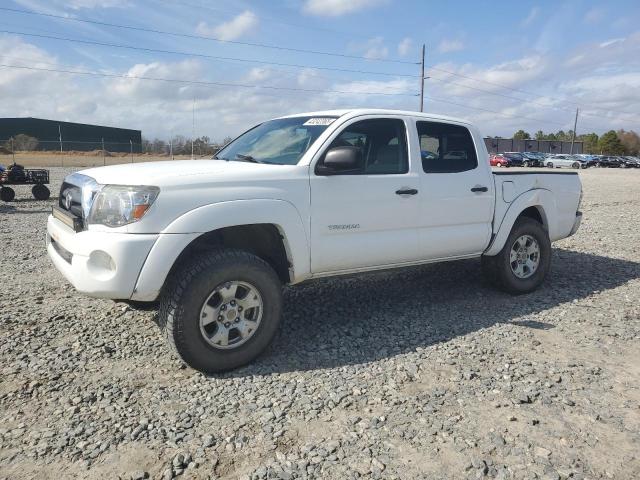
[80,160,287,186]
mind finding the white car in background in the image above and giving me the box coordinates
[545,154,583,169]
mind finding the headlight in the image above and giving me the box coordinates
[88,185,160,227]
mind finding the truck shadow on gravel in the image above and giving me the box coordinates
[238,248,640,376]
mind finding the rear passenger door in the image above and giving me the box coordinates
[309,116,421,273]
[416,120,493,259]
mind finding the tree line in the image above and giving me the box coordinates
[2,134,233,156]
[510,129,640,155]
[140,135,233,156]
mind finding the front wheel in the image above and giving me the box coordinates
[482,217,551,295]
[158,249,283,373]
[572,162,580,169]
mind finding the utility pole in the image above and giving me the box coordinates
[419,44,425,112]
[102,137,105,166]
[58,124,64,167]
[130,139,133,163]
[570,108,579,154]
[191,98,196,160]
[11,137,15,164]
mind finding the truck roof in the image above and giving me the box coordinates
[276,108,472,125]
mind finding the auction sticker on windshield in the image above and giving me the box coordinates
[303,117,336,126]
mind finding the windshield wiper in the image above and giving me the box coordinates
[235,154,263,163]
[212,156,229,161]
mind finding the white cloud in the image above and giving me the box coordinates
[64,0,129,8]
[436,39,464,54]
[303,0,387,17]
[3,30,640,142]
[329,78,414,97]
[521,6,539,26]
[397,38,412,57]
[196,11,258,41]
[583,7,605,24]
[349,37,389,60]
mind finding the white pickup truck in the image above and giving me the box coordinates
[47,109,582,373]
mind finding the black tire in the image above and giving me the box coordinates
[547,162,554,168]
[0,187,15,202]
[32,184,50,200]
[158,249,283,373]
[572,162,580,169]
[481,217,551,295]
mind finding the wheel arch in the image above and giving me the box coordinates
[484,189,556,256]
[131,199,310,301]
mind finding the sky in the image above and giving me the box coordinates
[1,0,639,142]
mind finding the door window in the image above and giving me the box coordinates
[321,118,409,174]
[417,121,478,173]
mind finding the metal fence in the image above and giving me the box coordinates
[484,138,583,154]
[0,139,221,168]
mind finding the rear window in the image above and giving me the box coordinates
[418,121,478,173]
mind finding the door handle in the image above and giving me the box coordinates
[471,186,488,192]
[396,188,418,195]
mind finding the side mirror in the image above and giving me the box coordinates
[316,146,362,175]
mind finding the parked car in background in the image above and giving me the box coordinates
[522,152,544,167]
[618,156,640,168]
[545,154,582,169]
[574,154,598,168]
[502,152,525,166]
[490,153,510,167]
[594,156,621,168]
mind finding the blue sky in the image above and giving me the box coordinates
[1,0,639,141]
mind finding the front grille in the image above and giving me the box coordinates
[59,182,83,218]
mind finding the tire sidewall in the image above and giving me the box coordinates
[169,253,282,373]
[496,218,551,294]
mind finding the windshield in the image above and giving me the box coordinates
[214,116,338,165]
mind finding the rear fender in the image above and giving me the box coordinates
[484,189,556,256]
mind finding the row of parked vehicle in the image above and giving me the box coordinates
[489,152,640,169]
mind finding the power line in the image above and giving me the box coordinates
[424,95,571,128]
[426,64,638,118]
[426,74,632,128]
[0,6,418,65]
[0,63,419,97]
[154,0,375,41]
[0,62,590,132]
[1,29,420,78]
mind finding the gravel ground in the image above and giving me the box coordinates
[1,167,639,480]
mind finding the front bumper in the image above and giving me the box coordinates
[46,214,158,299]
[569,211,582,236]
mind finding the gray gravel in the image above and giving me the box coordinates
[1,167,639,479]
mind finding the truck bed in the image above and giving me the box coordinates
[491,170,581,246]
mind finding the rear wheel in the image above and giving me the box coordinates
[572,162,580,169]
[546,162,554,168]
[158,249,283,373]
[523,161,530,167]
[482,217,551,295]
[0,186,15,202]
[32,184,50,200]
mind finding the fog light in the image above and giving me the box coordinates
[87,250,116,280]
